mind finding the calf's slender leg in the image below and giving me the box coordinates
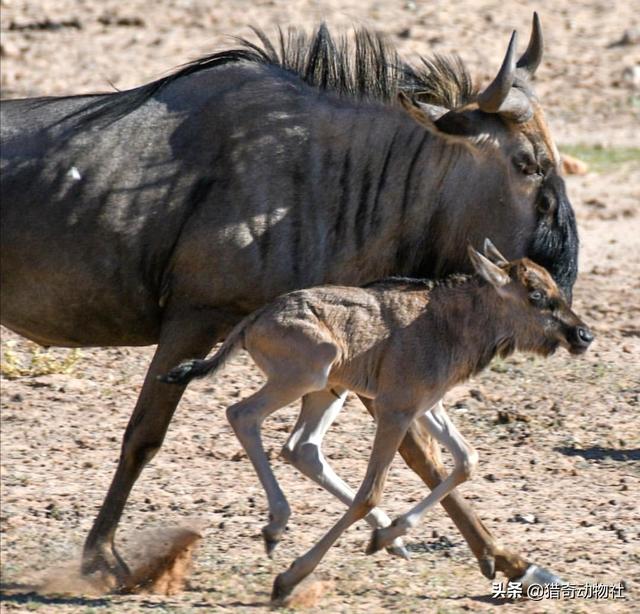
[367,402,478,553]
[358,395,538,581]
[272,400,415,601]
[281,389,409,559]
[227,380,317,555]
[81,308,225,588]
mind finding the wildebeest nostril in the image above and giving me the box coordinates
[577,327,593,344]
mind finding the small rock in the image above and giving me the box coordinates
[230,450,246,462]
[621,65,640,89]
[484,473,498,482]
[397,28,411,40]
[98,14,146,28]
[0,40,20,58]
[608,28,640,47]
[616,529,628,543]
[561,153,589,175]
[511,513,537,524]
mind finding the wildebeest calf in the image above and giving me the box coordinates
[162,239,592,600]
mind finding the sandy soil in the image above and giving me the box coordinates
[1,1,639,612]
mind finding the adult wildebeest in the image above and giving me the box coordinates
[1,14,577,591]
[163,240,592,599]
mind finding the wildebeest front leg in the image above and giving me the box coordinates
[81,309,224,588]
[358,395,530,581]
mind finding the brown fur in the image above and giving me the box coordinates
[521,103,560,167]
[222,255,584,401]
[172,246,591,600]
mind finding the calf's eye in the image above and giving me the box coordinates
[529,290,544,303]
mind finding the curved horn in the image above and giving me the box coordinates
[516,12,543,77]
[477,31,518,113]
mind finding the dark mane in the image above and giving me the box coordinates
[60,24,478,127]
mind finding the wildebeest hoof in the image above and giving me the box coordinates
[479,555,496,580]
[514,564,566,589]
[271,572,293,602]
[81,547,131,591]
[386,540,411,560]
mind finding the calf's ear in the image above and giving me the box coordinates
[483,238,509,267]
[468,245,511,290]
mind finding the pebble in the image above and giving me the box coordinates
[511,513,537,524]
[621,65,640,88]
[0,40,20,58]
[608,28,640,47]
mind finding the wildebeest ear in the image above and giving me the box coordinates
[483,238,510,268]
[398,92,448,127]
[433,111,474,136]
[398,92,476,141]
[468,245,511,289]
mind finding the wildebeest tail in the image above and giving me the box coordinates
[159,309,263,386]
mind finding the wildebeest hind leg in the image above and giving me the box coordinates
[81,308,226,590]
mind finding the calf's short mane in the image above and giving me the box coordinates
[363,273,473,292]
[58,24,478,128]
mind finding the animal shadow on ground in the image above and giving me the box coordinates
[0,586,110,608]
[554,446,640,462]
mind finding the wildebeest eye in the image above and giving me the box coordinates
[514,154,540,176]
[529,290,544,303]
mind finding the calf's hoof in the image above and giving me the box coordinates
[386,540,411,560]
[479,556,496,580]
[514,564,566,589]
[262,526,281,558]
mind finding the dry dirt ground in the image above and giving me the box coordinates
[1,1,639,612]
